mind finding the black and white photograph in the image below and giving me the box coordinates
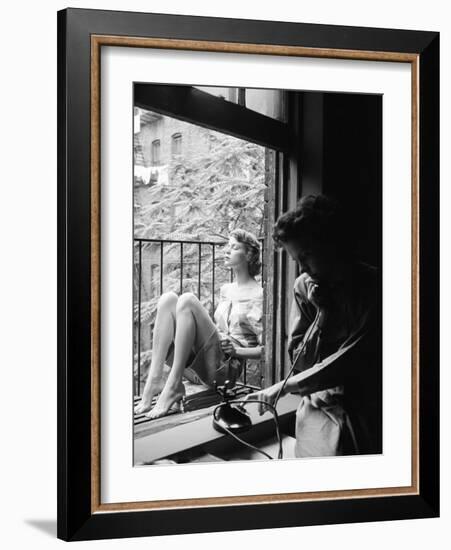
[132,84,382,466]
[1,0,446,545]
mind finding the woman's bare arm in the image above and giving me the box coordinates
[220,339,263,360]
[234,345,263,359]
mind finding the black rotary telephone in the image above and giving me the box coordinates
[212,380,252,434]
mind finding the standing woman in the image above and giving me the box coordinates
[134,229,263,420]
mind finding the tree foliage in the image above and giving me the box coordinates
[135,131,266,241]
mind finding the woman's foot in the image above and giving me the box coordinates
[134,378,165,415]
[146,383,186,420]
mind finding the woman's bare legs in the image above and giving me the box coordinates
[134,291,178,414]
[147,293,218,419]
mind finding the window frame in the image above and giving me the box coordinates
[171,132,182,157]
[151,138,161,165]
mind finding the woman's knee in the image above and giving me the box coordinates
[176,292,200,314]
[157,291,178,309]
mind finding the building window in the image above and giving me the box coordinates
[171,133,182,156]
[151,139,160,165]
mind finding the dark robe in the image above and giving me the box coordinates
[288,262,382,457]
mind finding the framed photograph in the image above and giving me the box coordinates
[57,8,439,541]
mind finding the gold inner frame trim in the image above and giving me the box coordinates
[90,34,420,514]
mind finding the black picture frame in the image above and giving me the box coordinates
[57,7,439,541]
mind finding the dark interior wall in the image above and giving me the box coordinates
[297,93,324,197]
[298,91,382,269]
[322,93,382,269]
[271,91,383,383]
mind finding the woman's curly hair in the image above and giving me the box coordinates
[230,228,262,277]
[273,194,348,252]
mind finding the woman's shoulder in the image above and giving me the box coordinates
[248,283,263,300]
[222,281,263,301]
[242,283,263,306]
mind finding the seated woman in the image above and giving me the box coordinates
[246,195,381,457]
[134,229,263,420]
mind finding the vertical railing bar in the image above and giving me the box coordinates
[160,241,164,295]
[137,241,142,396]
[198,243,201,299]
[180,242,183,294]
[212,244,215,316]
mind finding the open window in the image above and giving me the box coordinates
[133,85,294,398]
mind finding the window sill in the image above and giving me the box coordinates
[134,392,301,464]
